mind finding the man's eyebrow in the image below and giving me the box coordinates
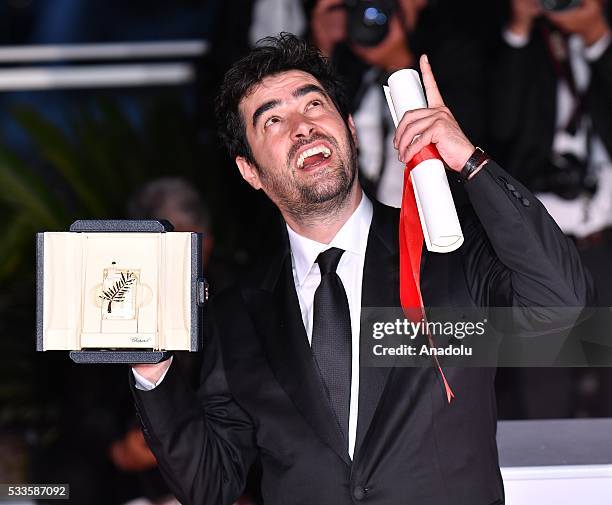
[251,85,328,128]
[252,99,281,128]
[293,84,327,99]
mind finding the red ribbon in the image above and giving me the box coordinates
[400,144,455,404]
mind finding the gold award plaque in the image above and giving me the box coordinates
[100,264,139,321]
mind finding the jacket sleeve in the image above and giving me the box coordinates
[460,160,595,312]
[130,300,257,505]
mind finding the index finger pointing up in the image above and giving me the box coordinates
[420,54,445,108]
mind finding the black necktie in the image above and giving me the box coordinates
[311,247,352,447]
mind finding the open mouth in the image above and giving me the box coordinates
[296,144,332,171]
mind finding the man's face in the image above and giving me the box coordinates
[235,70,359,220]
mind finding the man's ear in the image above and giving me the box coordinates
[347,115,358,148]
[235,156,262,190]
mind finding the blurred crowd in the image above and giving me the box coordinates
[1,0,612,504]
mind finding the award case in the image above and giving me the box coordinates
[36,220,206,363]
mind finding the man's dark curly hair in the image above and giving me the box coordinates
[215,33,349,166]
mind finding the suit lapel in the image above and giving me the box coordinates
[242,199,410,464]
[355,201,402,455]
[244,248,352,466]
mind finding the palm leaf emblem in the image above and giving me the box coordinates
[100,271,136,314]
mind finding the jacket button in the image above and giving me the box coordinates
[353,486,366,500]
[506,183,516,191]
[511,190,521,198]
[521,198,531,207]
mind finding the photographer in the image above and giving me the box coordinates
[487,0,612,418]
[308,0,491,206]
[488,0,612,297]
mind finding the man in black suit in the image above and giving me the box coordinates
[130,34,592,505]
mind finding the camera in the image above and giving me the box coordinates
[539,0,581,12]
[345,0,397,47]
[531,152,595,199]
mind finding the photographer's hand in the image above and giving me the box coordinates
[508,0,543,38]
[546,0,610,46]
[351,14,413,71]
[393,55,474,172]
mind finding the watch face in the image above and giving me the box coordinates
[100,267,139,321]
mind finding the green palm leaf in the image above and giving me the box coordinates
[0,146,66,229]
[12,107,106,217]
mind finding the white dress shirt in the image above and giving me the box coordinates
[286,192,373,459]
[134,192,374,459]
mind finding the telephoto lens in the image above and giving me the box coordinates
[345,0,397,47]
[539,0,581,11]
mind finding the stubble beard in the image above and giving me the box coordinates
[257,129,359,226]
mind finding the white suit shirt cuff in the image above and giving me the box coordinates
[132,356,173,391]
[503,28,530,48]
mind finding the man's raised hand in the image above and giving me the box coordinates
[393,54,475,172]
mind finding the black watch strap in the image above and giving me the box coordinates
[460,147,489,182]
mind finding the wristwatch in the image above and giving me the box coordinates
[460,147,489,182]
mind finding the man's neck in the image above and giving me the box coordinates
[284,185,363,244]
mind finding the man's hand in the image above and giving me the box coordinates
[352,14,414,71]
[132,358,172,385]
[110,427,158,472]
[508,0,543,37]
[351,0,427,71]
[393,54,474,172]
[546,0,610,46]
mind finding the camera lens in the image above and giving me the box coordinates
[363,7,388,26]
[346,0,396,47]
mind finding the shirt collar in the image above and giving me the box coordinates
[287,191,373,287]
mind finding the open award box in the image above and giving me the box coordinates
[36,220,206,363]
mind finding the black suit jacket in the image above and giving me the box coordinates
[131,161,592,505]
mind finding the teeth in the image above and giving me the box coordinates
[297,145,331,168]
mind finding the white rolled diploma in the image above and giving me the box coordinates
[383,69,464,253]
